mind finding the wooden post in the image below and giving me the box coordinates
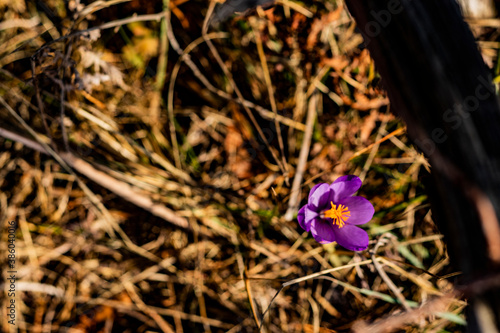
[343,0,500,331]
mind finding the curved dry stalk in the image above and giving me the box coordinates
[73,0,132,28]
[166,27,229,170]
[32,11,170,59]
[166,20,305,131]
[202,1,286,175]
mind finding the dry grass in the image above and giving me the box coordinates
[3,0,496,332]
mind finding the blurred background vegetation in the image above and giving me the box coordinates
[2,0,499,331]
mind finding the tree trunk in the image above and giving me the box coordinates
[343,0,500,331]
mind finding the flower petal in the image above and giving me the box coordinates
[297,205,309,231]
[339,196,374,225]
[334,225,369,251]
[305,204,318,220]
[297,205,318,232]
[310,219,336,244]
[308,183,324,201]
[329,175,362,202]
[308,183,331,210]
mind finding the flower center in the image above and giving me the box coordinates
[324,202,350,228]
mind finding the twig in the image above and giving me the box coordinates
[284,258,377,287]
[166,28,229,170]
[73,0,132,28]
[284,92,318,221]
[370,234,412,311]
[60,152,190,230]
[258,286,283,332]
[0,107,189,232]
[351,292,460,333]
[0,127,48,153]
[244,269,263,329]
[307,293,321,333]
[32,11,170,59]
[0,98,186,261]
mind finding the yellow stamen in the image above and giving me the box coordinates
[324,202,350,228]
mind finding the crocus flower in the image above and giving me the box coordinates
[297,175,374,251]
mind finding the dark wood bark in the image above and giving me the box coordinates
[343,0,500,331]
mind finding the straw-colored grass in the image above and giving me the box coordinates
[3,0,494,331]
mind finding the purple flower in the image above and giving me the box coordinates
[297,175,374,251]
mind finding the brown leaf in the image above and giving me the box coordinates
[224,126,252,179]
[306,7,343,50]
[323,56,350,72]
[351,92,389,111]
[360,109,379,142]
